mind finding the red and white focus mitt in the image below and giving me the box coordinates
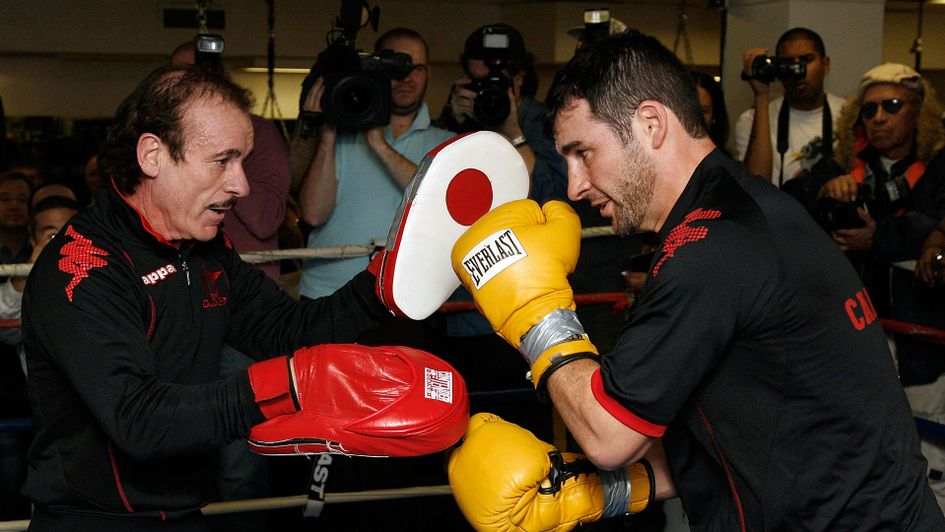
[373,131,530,319]
[246,344,469,457]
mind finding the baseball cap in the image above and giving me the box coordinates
[566,17,628,39]
[462,23,528,65]
[859,63,924,98]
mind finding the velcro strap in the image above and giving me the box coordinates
[247,355,300,419]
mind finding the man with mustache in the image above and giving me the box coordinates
[446,31,944,531]
[19,64,467,531]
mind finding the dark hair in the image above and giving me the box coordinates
[375,27,429,58]
[776,27,826,58]
[0,171,34,193]
[690,71,730,152]
[544,30,706,143]
[98,64,254,196]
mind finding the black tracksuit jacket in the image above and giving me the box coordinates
[20,184,386,526]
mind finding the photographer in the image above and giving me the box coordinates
[734,28,845,186]
[293,27,453,301]
[817,63,945,511]
[436,23,567,205]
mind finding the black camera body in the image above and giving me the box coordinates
[815,197,868,231]
[194,34,225,75]
[298,0,412,131]
[743,55,806,84]
[465,26,514,128]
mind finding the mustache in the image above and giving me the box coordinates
[208,198,238,210]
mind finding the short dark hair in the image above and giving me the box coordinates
[544,30,706,143]
[0,171,33,193]
[98,64,254,196]
[776,27,826,57]
[375,27,428,59]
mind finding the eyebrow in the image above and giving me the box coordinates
[212,148,243,160]
[558,140,583,155]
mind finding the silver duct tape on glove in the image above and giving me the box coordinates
[519,308,589,366]
[600,467,632,519]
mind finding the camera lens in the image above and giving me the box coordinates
[474,87,511,128]
[325,75,386,126]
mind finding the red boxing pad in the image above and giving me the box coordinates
[375,131,530,319]
[248,344,469,457]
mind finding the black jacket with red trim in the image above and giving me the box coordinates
[20,184,387,520]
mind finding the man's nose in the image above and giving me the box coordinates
[229,164,251,198]
[567,167,591,202]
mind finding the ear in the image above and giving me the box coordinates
[822,54,831,76]
[136,133,164,179]
[635,101,668,149]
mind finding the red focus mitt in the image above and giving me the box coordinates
[247,344,468,457]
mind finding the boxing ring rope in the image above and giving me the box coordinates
[3,231,945,528]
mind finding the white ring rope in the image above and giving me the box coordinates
[0,484,453,531]
[0,226,616,277]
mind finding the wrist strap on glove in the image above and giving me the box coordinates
[542,452,654,518]
[248,355,301,419]
[521,309,599,401]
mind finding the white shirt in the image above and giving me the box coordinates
[734,93,846,184]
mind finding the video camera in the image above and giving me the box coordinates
[742,55,807,84]
[464,25,514,129]
[298,0,412,133]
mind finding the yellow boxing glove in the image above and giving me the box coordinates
[451,199,598,397]
[448,413,654,532]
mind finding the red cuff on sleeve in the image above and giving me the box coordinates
[591,368,667,438]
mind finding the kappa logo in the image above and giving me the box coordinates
[58,226,109,302]
[460,228,527,290]
[652,208,721,277]
[141,264,177,286]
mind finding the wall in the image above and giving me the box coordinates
[0,1,943,122]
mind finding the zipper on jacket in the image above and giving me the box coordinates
[180,256,191,286]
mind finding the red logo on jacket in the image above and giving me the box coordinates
[200,265,228,309]
[58,226,109,302]
[652,208,721,277]
[844,288,877,331]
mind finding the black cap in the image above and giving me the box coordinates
[462,23,528,65]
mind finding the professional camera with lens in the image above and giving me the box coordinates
[813,184,876,232]
[464,26,514,129]
[194,33,225,75]
[298,0,412,132]
[580,8,612,47]
[742,55,807,84]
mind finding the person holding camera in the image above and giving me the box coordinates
[436,23,567,205]
[734,27,846,187]
[812,63,945,511]
[294,28,453,302]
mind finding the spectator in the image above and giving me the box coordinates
[293,28,453,306]
[734,27,845,187]
[0,171,32,270]
[691,71,731,156]
[813,63,945,510]
[436,23,567,205]
[0,192,69,522]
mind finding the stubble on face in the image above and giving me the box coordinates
[611,134,657,237]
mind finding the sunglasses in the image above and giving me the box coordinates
[861,98,906,120]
